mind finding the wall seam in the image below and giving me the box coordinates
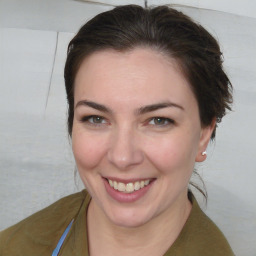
[44,31,59,114]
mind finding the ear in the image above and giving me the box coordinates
[195,118,216,162]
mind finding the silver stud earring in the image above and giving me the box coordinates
[202,151,207,156]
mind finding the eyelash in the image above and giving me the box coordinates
[147,117,175,127]
[80,115,174,128]
[80,115,108,126]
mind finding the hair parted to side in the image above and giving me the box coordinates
[64,4,233,139]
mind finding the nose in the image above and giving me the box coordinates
[107,126,144,170]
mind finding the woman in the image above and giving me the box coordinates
[0,5,234,256]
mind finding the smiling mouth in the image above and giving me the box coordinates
[106,178,152,193]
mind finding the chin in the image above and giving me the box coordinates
[106,206,153,228]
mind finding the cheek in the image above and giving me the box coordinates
[72,128,107,170]
[143,132,198,174]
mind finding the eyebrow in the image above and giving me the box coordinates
[75,100,183,114]
[75,100,112,113]
[137,102,184,115]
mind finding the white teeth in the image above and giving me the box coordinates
[108,179,151,193]
[126,183,134,193]
[134,181,140,191]
[117,182,125,192]
[145,180,150,186]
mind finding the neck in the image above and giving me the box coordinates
[87,192,191,256]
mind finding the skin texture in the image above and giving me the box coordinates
[72,48,215,255]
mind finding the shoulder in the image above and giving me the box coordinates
[0,190,89,256]
[167,194,235,256]
[188,201,234,256]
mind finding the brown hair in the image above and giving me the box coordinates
[64,4,232,138]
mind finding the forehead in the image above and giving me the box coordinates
[74,48,197,110]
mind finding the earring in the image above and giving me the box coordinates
[202,151,207,156]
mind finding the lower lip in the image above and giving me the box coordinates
[103,178,155,203]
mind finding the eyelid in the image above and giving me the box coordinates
[147,117,175,126]
[79,114,175,128]
[80,115,109,126]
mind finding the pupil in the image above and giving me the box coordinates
[155,118,164,124]
[93,117,102,123]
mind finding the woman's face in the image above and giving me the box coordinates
[72,48,213,227]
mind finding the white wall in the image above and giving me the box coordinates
[148,0,256,19]
[0,1,255,256]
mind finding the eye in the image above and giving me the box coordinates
[80,115,108,125]
[148,117,174,126]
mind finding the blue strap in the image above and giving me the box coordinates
[52,219,74,256]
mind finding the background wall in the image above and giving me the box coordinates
[0,1,255,255]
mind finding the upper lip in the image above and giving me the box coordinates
[103,176,155,184]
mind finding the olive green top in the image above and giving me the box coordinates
[0,190,234,256]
